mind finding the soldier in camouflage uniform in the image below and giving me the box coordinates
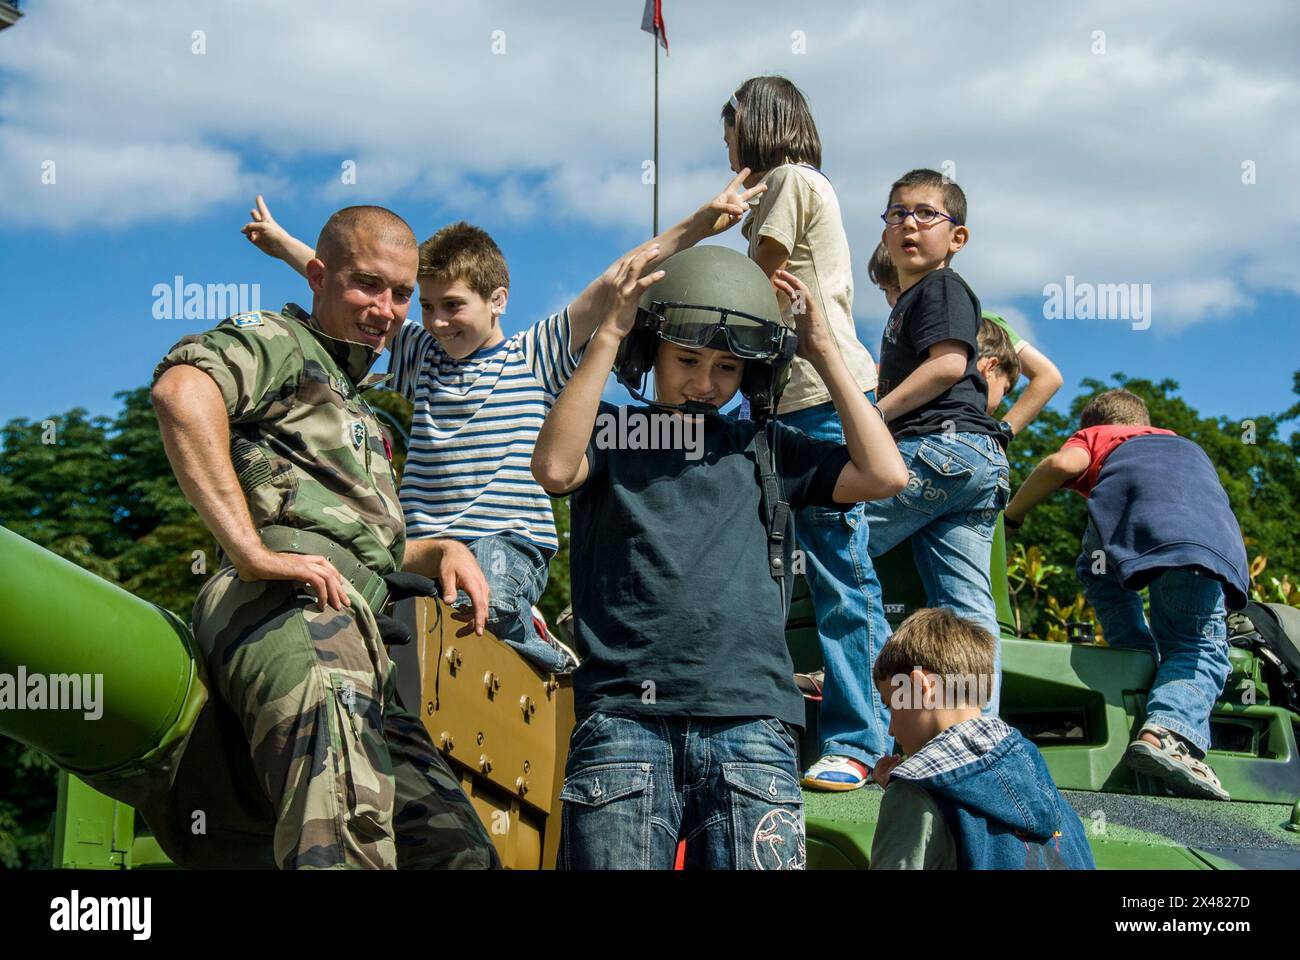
[152,207,498,869]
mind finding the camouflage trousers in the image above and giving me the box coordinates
[191,568,499,869]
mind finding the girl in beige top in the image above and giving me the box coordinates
[722,76,896,794]
[722,76,878,416]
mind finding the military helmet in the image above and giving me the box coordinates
[614,245,797,421]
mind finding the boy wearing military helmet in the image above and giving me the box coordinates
[532,245,907,869]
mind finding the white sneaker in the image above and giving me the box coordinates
[801,754,871,792]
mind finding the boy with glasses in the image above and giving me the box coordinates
[864,169,1011,712]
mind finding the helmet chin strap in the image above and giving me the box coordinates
[624,381,718,417]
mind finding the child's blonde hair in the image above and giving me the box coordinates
[418,222,509,300]
[872,608,996,709]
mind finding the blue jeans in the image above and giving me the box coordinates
[1076,523,1230,754]
[777,394,891,767]
[558,712,805,870]
[454,534,568,673]
[861,432,1010,713]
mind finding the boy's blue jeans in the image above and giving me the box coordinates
[451,533,569,673]
[861,432,1010,714]
[777,394,891,768]
[557,712,805,870]
[1076,523,1230,754]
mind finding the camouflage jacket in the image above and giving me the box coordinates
[154,303,405,575]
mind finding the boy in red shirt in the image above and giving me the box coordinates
[1003,389,1248,800]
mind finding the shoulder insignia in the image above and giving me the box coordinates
[232,313,265,328]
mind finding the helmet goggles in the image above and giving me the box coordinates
[640,300,794,361]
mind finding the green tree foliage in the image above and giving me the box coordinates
[539,494,572,628]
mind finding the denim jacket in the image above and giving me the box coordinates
[890,717,1095,870]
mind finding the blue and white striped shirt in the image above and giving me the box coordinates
[388,310,581,552]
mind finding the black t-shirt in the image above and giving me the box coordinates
[568,404,853,727]
[878,268,1000,439]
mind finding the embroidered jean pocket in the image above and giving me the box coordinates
[898,438,978,516]
[722,763,805,871]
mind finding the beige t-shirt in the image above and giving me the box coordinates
[742,163,878,415]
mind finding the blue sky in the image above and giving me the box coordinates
[3,0,1298,430]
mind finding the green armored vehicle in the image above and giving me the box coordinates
[3,517,1299,869]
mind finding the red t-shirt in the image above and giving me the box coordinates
[1061,425,1177,496]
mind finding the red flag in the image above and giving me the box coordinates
[641,0,668,54]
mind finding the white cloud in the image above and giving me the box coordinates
[984,304,1038,347]
[1,0,1297,331]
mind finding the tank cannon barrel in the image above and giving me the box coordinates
[0,525,205,800]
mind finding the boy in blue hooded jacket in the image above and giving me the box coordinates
[868,608,1095,870]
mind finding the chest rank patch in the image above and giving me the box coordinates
[231,313,264,329]
[351,422,366,450]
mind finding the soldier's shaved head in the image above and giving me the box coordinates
[307,205,419,350]
[315,205,417,269]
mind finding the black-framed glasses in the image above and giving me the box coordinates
[880,204,961,227]
[642,301,789,360]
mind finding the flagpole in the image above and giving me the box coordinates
[653,25,660,236]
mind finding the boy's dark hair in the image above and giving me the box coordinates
[1079,389,1151,429]
[315,206,416,270]
[978,318,1021,385]
[721,76,822,172]
[872,608,996,708]
[888,168,968,227]
[868,241,898,290]
[418,222,510,299]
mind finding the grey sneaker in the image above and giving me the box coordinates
[1124,724,1230,801]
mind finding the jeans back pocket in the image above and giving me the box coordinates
[899,437,979,517]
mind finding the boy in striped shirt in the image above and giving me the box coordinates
[387,221,584,670]
[241,178,767,670]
